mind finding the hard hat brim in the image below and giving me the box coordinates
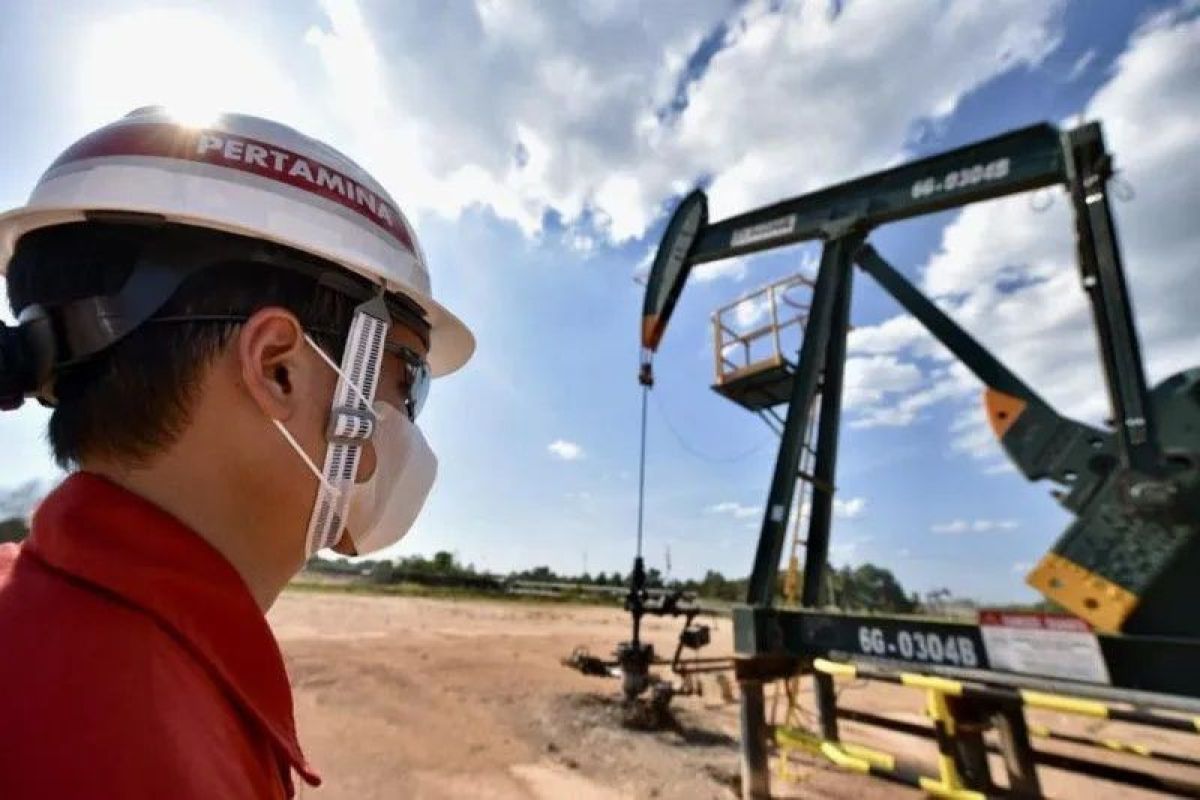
[402,283,475,378]
[0,205,476,377]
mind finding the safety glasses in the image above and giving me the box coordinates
[144,316,432,422]
[385,341,431,422]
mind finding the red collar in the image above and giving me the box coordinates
[26,472,320,787]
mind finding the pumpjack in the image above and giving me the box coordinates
[632,120,1200,798]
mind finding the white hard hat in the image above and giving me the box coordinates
[0,107,474,376]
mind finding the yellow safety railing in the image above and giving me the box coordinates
[773,658,1200,798]
[711,272,814,386]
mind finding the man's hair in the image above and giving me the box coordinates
[6,222,359,469]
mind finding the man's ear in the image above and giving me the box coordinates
[238,308,308,422]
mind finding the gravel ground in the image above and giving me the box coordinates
[269,590,1200,799]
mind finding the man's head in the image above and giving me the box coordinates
[8,221,431,464]
[8,220,431,565]
[0,108,474,605]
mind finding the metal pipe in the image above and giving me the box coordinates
[814,672,841,742]
[739,679,771,800]
[817,657,1200,734]
[825,651,1200,715]
[834,707,1200,798]
[993,700,1043,797]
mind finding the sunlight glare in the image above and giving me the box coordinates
[76,8,304,130]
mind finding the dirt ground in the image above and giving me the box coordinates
[269,591,1200,799]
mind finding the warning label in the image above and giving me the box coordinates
[979,611,1111,685]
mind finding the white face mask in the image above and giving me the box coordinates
[273,331,437,558]
[343,400,438,554]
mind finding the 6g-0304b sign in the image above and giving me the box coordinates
[738,609,995,671]
[856,623,983,668]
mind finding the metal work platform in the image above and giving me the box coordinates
[710,273,811,411]
[712,356,795,411]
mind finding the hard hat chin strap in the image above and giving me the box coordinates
[301,293,390,555]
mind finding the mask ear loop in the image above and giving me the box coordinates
[304,334,379,422]
[302,294,390,555]
[272,418,343,497]
[271,333,385,499]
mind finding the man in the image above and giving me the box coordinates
[0,107,474,797]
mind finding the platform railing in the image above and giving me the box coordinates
[711,272,814,385]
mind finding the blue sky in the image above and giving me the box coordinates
[1,1,1198,603]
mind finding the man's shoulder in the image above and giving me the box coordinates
[0,541,220,688]
[0,546,288,798]
[0,539,162,640]
[0,543,213,705]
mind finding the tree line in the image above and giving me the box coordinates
[0,481,1053,617]
[306,552,921,613]
[0,479,50,545]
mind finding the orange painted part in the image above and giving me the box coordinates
[642,314,662,351]
[984,389,1027,439]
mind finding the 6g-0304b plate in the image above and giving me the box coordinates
[732,605,1200,698]
[733,605,990,671]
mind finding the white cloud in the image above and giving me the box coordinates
[836,7,1200,467]
[302,0,1064,244]
[834,496,866,519]
[830,534,875,564]
[918,6,1200,432]
[1012,561,1032,574]
[638,251,747,285]
[932,518,1019,534]
[547,439,585,460]
[946,397,1028,471]
[843,310,972,428]
[565,230,598,255]
[301,0,734,238]
[849,366,973,429]
[707,501,762,519]
[669,0,1064,225]
[847,315,937,358]
[693,258,748,283]
[842,355,923,409]
[631,245,657,285]
[1065,48,1096,82]
[732,294,771,328]
[792,496,865,520]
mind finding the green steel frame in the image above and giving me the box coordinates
[638,120,1200,798]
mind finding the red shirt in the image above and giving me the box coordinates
[0,472,320,799]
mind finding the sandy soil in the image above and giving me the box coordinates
[269,591,1200,799]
